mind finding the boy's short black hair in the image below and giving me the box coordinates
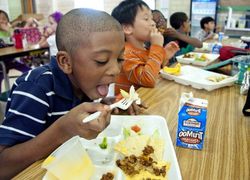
[56,8,122,56]
[0,10,9,22]
[170,12,188,29]
[200,16,214,29]
[111,0,150,26]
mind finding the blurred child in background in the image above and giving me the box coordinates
[39,11,63,56]
[195,16,215,42]
[166,12,202,55]
[0,10,31,92]
[112,0,179,94]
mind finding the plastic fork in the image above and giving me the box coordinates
[82,98,133,123]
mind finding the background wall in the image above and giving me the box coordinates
[34,0,190,26]
[2,0,250,32]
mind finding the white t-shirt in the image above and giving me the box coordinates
[47,34,58,56]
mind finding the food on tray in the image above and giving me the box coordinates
[101,172,114,180]
[99,137,108,149]
[207,75,227,82]
[116,145,170,180]
[195,53,209,61]
[115,129,165,161]
[131,125,141,133]
[163,63,181,75]
[183,53,195,58]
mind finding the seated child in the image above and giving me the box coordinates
[151,9,169,46]
[39,11,63,56]
[165,12,202,55]
[0,8,139,179]
[0,10,31,92]
[111,0,179,94]
[195,16,215,42]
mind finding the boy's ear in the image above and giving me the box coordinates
[122,24,133,35]
[56,51,72,74]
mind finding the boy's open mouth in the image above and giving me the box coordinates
[97,84,109,97]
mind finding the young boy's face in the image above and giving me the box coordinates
[69,31,125,100]
[181,19,191,33]
[205,21,215,31]
[131,6,155,42]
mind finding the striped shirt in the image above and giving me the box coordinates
[0,57,91,146]
[195,29,214,42]
[115,42,166,94]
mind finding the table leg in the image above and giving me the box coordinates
[0,61,10,91]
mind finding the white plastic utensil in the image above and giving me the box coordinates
[82,98,133,123]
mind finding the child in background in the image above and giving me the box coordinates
[151,9,169,46]
[39,11,63,56]
[0,8,139,179]
[166,12,202,55]
[0,10,31,92]
[111,0,179,94]
[0,10,11,38]
[195,16,215,42]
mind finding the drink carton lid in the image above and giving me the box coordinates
[185,98,208,108]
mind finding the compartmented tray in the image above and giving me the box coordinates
[43,115,182,180]
[160,65,237,91]
[176,52,220,66]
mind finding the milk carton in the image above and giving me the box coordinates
[176,95,208,150]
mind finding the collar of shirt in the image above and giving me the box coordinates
[49,56,91,102]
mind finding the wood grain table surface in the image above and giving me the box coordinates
[14,78,250,180]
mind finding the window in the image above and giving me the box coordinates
[74,0,104,11]
[144,0,155,9]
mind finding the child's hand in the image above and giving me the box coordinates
[165,28,179,38]
[56,102,111,140]
[101,96,147,115]
[162,41,180,66]
[150,27,164,47]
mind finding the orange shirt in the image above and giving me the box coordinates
[115,42,166,95]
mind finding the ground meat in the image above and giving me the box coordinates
[142,145,154,156]
[100,172,114,180]
[116,145,167,178]
[116,157,140,176]
[139,156,154,167]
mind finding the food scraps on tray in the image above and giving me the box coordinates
[207,75,227,82]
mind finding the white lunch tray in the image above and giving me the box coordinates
[160,65,237,91]
[176,52,220,66]
[43,115,182,180]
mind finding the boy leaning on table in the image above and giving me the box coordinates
[0,8,141,179]
[111,0,180,95]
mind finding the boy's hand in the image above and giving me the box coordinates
[162,41,180,66]
[56,102,111,140]
[101,96,147,115]
[150,27,164,47]
[165,28,179,38]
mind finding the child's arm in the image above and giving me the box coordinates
[122,28,165,88]
[0,102,111,179]
[123,45,165,88]
[166,28,203,48]
[162,41,180,67]
[0,82,111,179]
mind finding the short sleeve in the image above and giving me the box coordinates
[0,81,50,146]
